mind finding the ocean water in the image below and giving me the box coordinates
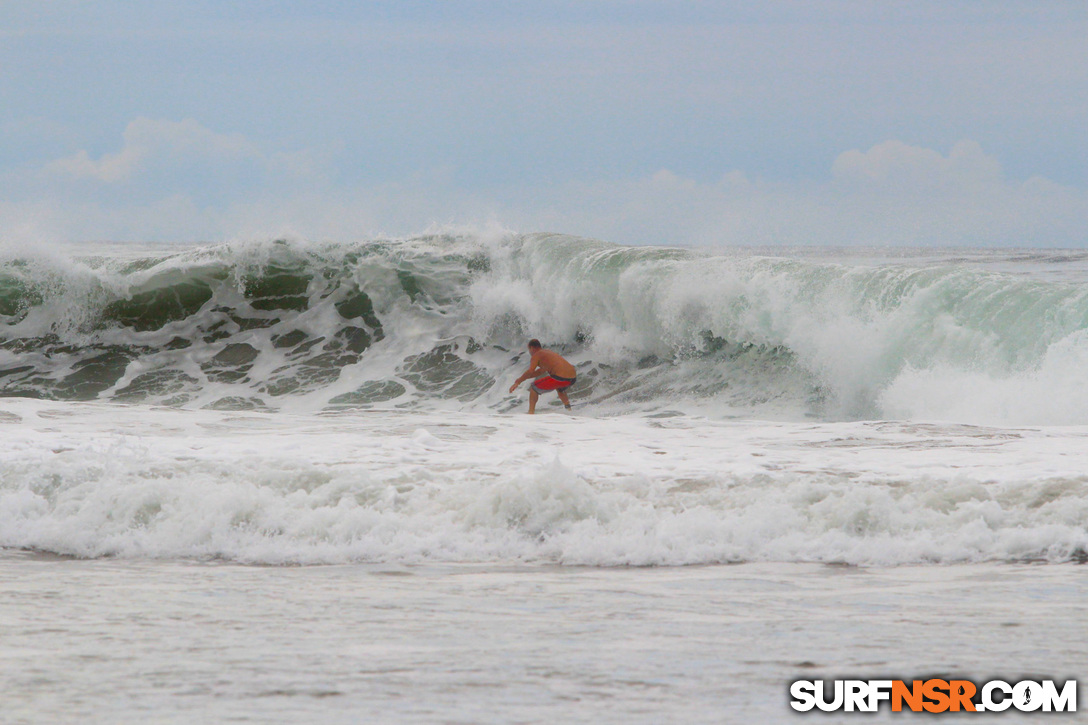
[2,234,1087,722]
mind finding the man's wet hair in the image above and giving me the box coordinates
[528,339,542,349]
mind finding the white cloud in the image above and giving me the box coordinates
[501,140,1088,247]
[4,133,1088,248]
[43,118,259,183]
[39,117,321,194]
[45,145,144,183]
[832,140,1003,188]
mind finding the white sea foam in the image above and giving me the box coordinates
[3,399,1086,566]
[880,328,1088,425]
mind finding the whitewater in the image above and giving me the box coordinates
[2,233,1086,723]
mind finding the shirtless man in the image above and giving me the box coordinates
[508,339,576,414]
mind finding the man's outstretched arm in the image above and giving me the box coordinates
[509,356,542,392]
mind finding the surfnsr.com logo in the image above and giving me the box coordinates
[790,679,1077,713]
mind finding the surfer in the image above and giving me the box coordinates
[508,339,576,414]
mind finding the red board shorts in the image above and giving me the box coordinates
[531,375,576,394]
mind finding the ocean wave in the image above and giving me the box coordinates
[3,234,1088,424]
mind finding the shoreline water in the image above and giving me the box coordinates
[2,550,1083,723]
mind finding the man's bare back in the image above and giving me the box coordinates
[508,339,576,414]
[527,349,577,380]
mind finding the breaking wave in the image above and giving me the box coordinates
[4,233,1088,424]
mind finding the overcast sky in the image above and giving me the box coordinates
[2,1,1087,246]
